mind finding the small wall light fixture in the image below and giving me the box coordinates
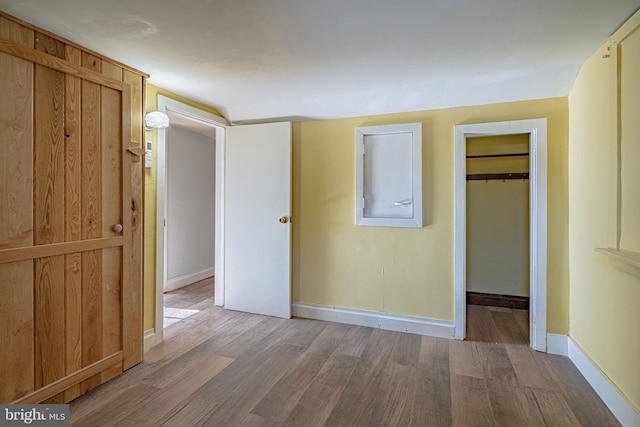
[145,111,170,130]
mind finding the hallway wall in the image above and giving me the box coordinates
[166,125,215,290]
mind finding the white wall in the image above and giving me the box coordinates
[166,126,215,291]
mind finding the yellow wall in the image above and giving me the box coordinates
[292,98,569,333]
[568,14,640,411]
[143,84,222,332]
[466,134,529,174]
[143,91,570,337]
[619,22,640,253]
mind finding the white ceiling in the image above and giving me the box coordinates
[1,0,638,123]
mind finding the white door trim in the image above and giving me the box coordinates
[454,119,548,351]
[154,96,228,345]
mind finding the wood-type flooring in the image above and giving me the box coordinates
[70,278,620,426]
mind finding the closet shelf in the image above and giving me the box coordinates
[466,172,529,181]
[466,152,529,159]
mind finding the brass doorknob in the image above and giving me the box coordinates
[279,216,289,224]
[112,223,123,233]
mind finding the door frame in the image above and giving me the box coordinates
[151,96,228,348]
[454,119,548,351]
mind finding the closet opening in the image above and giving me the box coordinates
[465,134,530,345]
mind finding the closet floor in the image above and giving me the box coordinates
[467,304,529,345]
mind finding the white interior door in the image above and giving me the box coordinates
[224,122,292,318]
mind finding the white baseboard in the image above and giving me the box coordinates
[292,301,455,339]
[546,333,568,356]
[546,333,639,426]
[568,338,639,427]
[165,267,214,293]
[143,329,162,351]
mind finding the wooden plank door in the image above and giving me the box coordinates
[0,14,144,404]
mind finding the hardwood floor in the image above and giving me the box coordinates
[69,279,620,426]
[163,278,213,328]
[467,304,529,345]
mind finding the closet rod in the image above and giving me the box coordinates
[466,152,529,159]
[466,172,529,181]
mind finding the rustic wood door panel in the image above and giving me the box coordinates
[0,14,144,404]
[0,16,35,404]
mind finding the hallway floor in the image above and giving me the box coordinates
[163,277,213,328]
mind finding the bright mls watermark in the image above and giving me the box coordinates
[0,405,68,426]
